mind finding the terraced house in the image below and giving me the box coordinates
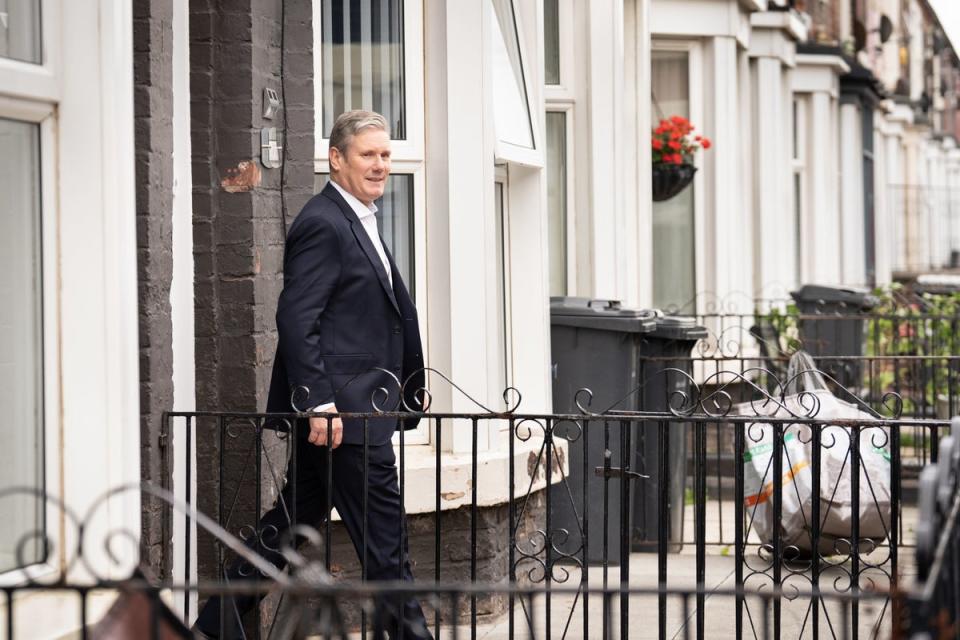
[2,0,960,638]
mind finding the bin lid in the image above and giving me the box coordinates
[550,297,658,333]
[790,284,878,310]
[648,315,709,340]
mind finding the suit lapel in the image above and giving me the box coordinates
[323,183,401,315]
[384,240,413,308]
[351,223,401,314]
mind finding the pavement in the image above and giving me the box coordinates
[464,500,914,640]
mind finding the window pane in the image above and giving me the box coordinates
[314,173,415,299]
[0,118,44,572]
[320,0,406,139]
[375,175,415,299]
[651,50,695,311]
[489,0,535,149]
[543,0,560,85]
[546,111,567,296]
[0,0,42,64]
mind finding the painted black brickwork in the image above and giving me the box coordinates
[134,0,175,579]
[189,0,315,582]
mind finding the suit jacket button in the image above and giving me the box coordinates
[392,326,401,334]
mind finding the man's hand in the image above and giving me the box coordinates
[308,405,343,448]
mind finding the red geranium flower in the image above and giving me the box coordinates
[651,114,711,167]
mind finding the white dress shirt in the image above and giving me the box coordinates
[310,179,393,413]
[328,179,392,288]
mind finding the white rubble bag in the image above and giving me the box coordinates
[736,353,892,555]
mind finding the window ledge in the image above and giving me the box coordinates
[398,440,565,515]
[329,439,566,521]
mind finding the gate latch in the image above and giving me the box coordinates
[595,466,649,481]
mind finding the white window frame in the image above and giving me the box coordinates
[491,165,514,410]
[793,95,809,283]
[0,98,61,587]
[0,0,62,585]
[543,0,575,296]
[312,0,425,163]
[543,0,573,95]
[0,1,140,602]
[649,38,705,314]
[488,0,543,168]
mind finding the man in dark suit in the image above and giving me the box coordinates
[194,110,430,639]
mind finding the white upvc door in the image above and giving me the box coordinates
[0,4,139,630]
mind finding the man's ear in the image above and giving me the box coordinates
[329,146,343,173]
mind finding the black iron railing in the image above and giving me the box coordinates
[632,292,960,549]
[156,367,948,639]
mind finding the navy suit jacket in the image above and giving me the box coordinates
[266,182,425,445]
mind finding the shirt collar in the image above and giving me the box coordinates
[328,178,378,221]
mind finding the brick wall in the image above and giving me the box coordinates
[134,0,175,579]
[189,0,314,579]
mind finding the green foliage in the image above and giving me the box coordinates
[754,284,960,426]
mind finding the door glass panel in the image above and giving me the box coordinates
[314,173,415,299]
[0,0,41,64]
[319,0,406,139]
[651,50,695,312]
[0,117,44,572]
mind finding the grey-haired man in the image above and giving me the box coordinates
[195,110,431,640]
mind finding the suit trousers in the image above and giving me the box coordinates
[194,432,431,640]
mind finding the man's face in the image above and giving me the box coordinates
[329,127,392,206]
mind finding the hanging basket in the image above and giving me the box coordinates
[652,164,697,202]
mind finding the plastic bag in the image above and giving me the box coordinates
[738,353,891,554]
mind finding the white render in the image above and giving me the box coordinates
[793,54,848,286]
[839,102,868,285]
[749,10,805,296]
